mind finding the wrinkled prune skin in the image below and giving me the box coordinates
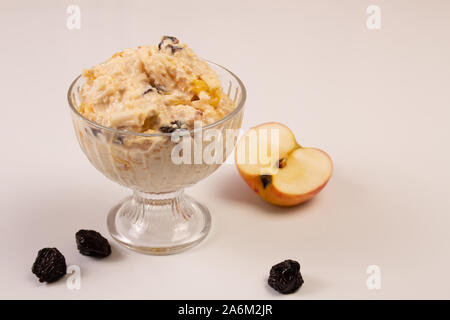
[143,87,154,95]
[158,35,183,54]
[32,248,67,283]
[268,259,304,294]
[85,127,102,138]
[158,36,179,50]
[260,175,272,189]
[76,230,111,258]
[166,44,183,54]
[143,81,165,95]
[159,126,176,133]
[112,136,124,145]
[159,120,187,133]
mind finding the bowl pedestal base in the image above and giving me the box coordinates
[107,190,211,255]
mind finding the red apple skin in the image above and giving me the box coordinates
[236,148,333,207]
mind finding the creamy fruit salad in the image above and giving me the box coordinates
[79,36,235,134]
[70,36,243,193]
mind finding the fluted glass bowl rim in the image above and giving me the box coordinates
[67,60,246,138]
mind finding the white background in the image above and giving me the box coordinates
[1,0,450,299]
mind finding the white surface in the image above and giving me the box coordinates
[1,0,450,299]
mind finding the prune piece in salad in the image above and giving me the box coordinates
[143,83,165,95]
[112,136,124,145]
[268,259,304,294]
[158,36,179,50]
[159,126,174,133]
[167,44,183,54]
[91,128,101,137]
[76,230,111,258]
[143,87,154,95]
[159,121,187,133]
[31,248,67,283]
[158,36,183,54]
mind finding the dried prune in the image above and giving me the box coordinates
[76,230,111,258]
[159,126,175,133]
[31,248,67,283]
[143,84,165,95]
[167,44,183,54]
[158,35,179,50]
[158,36,183,54]
[91,128,101,137]
[112,136,124,145]
[159,120,187,133]
[143,87,154,95]
[260,175,272,189]
[268,259,304,294]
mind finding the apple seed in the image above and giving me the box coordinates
[277,158,287,169]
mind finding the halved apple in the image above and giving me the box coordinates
[235,122,332,206]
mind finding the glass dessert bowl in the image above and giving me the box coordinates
[68,61,246,254]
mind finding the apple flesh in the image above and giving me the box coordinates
[235,122,332,207]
